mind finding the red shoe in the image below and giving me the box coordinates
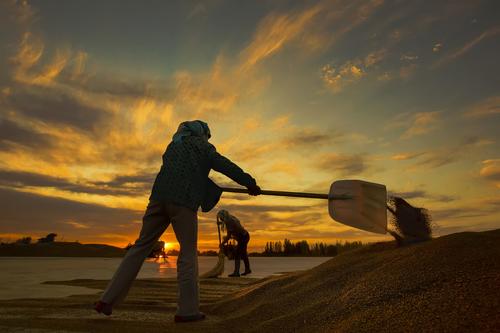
[94,300,113,316]
[174,312,206,323]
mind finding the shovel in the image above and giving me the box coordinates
[221,179,387,234]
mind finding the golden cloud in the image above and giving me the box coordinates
[239,5,322,72]
[321,47,387,93]
[480,159,500,188]
[401,111,440,139]
[391,152,424,161]
[463,96,500,118]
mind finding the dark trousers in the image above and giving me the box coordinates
[234,232,250,273]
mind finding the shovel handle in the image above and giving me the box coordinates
[220,187,350,200]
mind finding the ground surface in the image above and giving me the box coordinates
[0,229,499,332]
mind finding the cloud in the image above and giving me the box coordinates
[0,169,154,197]
[3,85,108,132]
[321,62,365,93]
[0,116,53,151]
[414,136,493,168]
[240,0,384,73]
[433,26,500,68]
[364,49,387,68]
[400,111,441,139]
[432,43,442,52]
[400,54,418,61]
[0,187,142,243]
[227,126,340,163]
[388,137,493,170]
[267,162,300,177]
[321,47,387,92]
[479,159,500,188]
[463,96,500,118]
[315,153,368,176]
[479,159,500,181]
[390,152,424,161]
[399,63,417,79]
[10,32,75,87]
[281,128,342,148]
[389,189,456,203]
[239,5,322,71]
[432,202,499,221]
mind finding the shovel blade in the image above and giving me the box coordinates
[328,180,387,234]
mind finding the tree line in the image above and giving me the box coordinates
[1,233,59,245]
[260,239,363,257]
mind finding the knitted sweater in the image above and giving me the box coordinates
[150,136,256,211]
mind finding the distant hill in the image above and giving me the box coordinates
[0,242,126,257]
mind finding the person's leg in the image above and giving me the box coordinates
[229,240,241,277]
[100,201,169,306]
[169,204,200,317]
[241,234,251,274]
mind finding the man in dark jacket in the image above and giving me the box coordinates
[95,120,261,322]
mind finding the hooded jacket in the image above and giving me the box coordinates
[149,135,256,212]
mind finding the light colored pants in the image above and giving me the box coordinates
[101,201,199,316]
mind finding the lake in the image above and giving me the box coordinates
[0,256,331,300]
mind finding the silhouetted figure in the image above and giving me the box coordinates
[218,209,251,277]
[94,120,261,322]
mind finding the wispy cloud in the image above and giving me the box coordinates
[1,0,498,247]
[314,153,369,176]
[389,136,494,170]
[479,159,500,188]
[414,137,493,168]
[390,152,424,161]
[386,111,441,139]
[239,5,322,71]
[241,0,384,73]
[433,26,500,68]
[463,96,500,118]
[389,189,456,203]
[432,197,500,222]
[0,187,142,246]
[400,111,441,139]
[282,128,342,148]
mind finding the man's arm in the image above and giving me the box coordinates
[207,144,261,195]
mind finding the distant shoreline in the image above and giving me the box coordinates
[0,242,126,258]
[0,241,346,258]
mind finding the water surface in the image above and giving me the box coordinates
[0,256,331,300]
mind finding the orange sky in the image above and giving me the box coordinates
[0,0,499,251]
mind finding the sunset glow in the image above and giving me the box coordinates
[0,0,498,252]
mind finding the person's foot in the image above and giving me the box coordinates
[94,300,112,316]
[228,272,240,277]
[241,269,252,276]
[174,312,206,323]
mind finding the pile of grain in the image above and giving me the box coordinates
[208,229,500,332]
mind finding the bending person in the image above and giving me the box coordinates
[94,120,261,322]
[218,209,251,277]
